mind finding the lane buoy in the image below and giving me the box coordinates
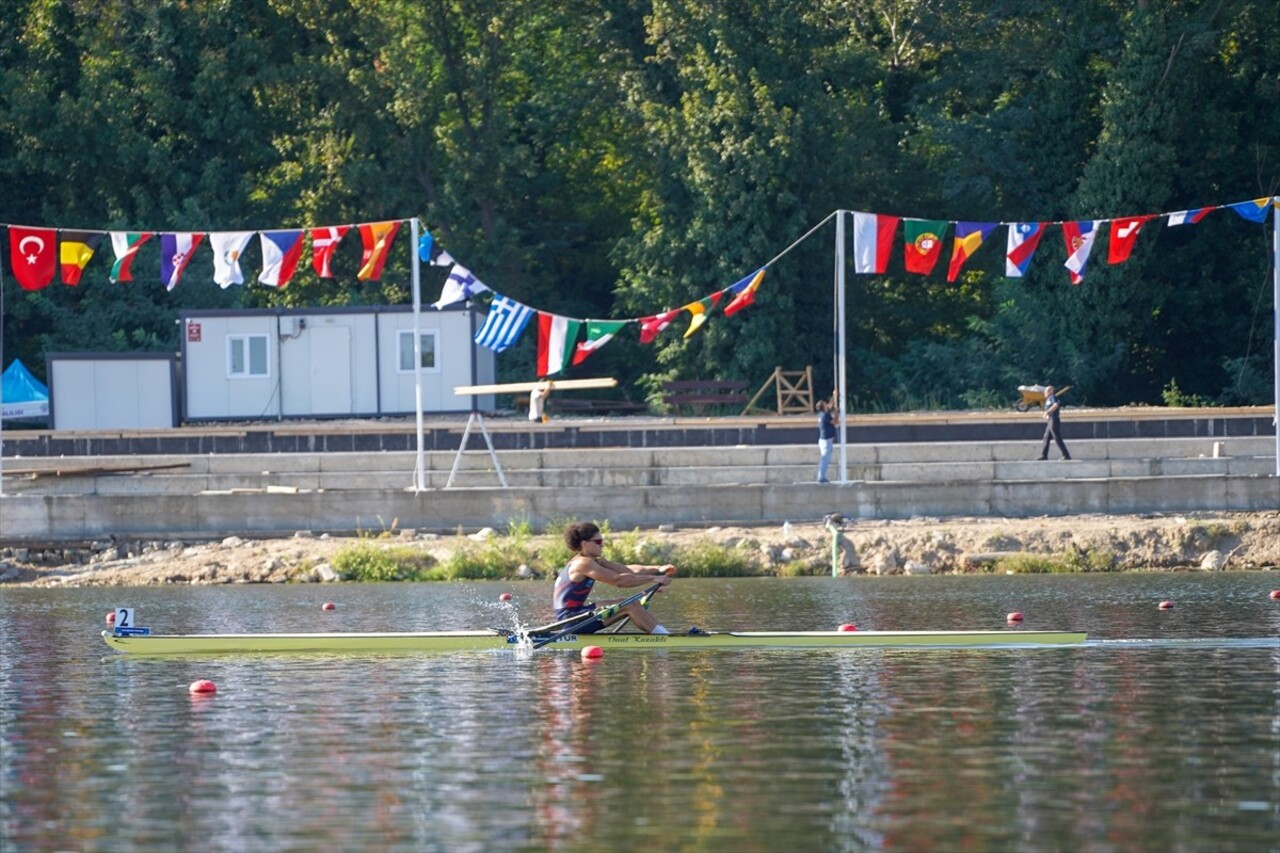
[581,645,604,660]
[105,611,116,625]
[189,679,217,695]
[1270,590,1280,600]
[837,623,858,632]
[1158,600,1174,610]
[321,602,336,611]
[499,592,513,602]
[1007,611,1024,623]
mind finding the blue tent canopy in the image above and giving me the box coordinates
[1,359,50,420]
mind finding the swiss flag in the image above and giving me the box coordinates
[9,226,57,290]
[1107,216,1154,264]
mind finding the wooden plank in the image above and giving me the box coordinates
[454,378,618,395]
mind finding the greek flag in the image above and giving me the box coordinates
[474,294,534,352]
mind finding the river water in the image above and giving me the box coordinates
[2,573,1278,852]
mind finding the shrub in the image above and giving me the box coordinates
[332,543,435,581]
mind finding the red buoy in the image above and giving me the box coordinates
[581,645,604,660]
[1270,590,1280,600]
[105,611,116,625]
[499,592,513,602]
[189,679,217,695]
[1158,600,1174,610]
[1007,611,1024,623]
[837,623,858,632]
[321,602,336,611]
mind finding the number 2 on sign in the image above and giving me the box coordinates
[115,608,135,628]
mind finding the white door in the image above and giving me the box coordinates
[310,326,352,414]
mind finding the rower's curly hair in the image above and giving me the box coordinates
[563,521,600,552]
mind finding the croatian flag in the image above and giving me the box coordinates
[1005,222,1046,277]
[161,232,204,292]
[852,212,900,274]
[258,229,306,287]
[474,294,534,352]
[1062,220,1100,285]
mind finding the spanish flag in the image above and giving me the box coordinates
[60,230,104,286]
[356,220,402,281]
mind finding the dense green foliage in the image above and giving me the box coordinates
[2,0,1277,409]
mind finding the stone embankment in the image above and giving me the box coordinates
[4,511,1279,587]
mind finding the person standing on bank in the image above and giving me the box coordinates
[1039,385,1071,460]
[553,521,676,634]
[817,399,838,483]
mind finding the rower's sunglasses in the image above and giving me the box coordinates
[589,537,604,544]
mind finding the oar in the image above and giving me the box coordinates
[602,582,663,634]
[531,582,663,649]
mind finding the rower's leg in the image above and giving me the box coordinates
[617,603,664,633]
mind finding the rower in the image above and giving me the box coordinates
[554,521,676,634]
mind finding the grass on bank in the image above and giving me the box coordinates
[332,522,763,582]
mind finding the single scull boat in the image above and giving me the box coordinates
[102,627,1086,655]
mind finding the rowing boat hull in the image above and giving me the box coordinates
[102,628,1087,655]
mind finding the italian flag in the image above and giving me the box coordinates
[536,313,582,377]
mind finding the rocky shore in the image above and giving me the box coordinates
[4,511,1280,588]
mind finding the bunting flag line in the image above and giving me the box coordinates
[59,230,104,286]
[682,292,722,338]
[1167,207,1213,227]
[572,320,628,366]
[474,293,534,352]
[9,226,57,291]
[1062,220,1100,285]
[418,228,456,267]
[433,264,490,309]
[853,212,900,274]
[1226,198,1274,223]
[1005,222,1046,278]
[1107,216,1154,264]
[903,219,947,275]
[311,225,350,277]
[946,221,997,282]
[258,229,305,287]
[638,309,680,344]
[209,231,254,288]
[109,232,152,283]
[722,268,766,317]
[536,313,582,376]
[160,232,204,292]
[356,220,401,281]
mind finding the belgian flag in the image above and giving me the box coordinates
[60,230,104,286]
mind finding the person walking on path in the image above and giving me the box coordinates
[817,399,838,483]
[1039,385,1071,460]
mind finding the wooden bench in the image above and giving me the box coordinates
[661,379,748,414]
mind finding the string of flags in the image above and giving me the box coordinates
[5,220,407,291]
[4,195,1276,379]
[440,196,1277,377]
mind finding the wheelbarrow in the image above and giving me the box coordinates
[1015,384,1071,412]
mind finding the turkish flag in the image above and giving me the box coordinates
[9,226,57,290]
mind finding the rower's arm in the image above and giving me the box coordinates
[585,559,674,587]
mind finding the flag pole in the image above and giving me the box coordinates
[1,259,6,499]
[410,217,427,492]
[1272,205,1279,476]
[834,209,848,483]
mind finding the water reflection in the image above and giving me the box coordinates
[2,573,1279,850]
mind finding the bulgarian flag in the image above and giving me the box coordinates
[572,320,627,366]
[109,232,152,283]
[853,212,899,274]
[356,220,401,281]
[536,312,582,376]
